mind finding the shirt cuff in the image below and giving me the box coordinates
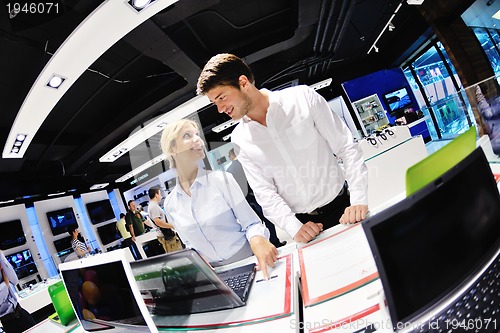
[285,218,304,239]
[246,222,270,241]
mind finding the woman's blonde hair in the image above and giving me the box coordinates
[160,118,200,168]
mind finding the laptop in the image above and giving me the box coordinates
[405,126,476,196]
[59,250,158,333]
[362,147,500,332]
[130,248,256,316]
[48,280,76,326]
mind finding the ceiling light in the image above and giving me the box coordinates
[129,0,155,11]
[388,22,395,32]
[16,134,26,141]
[493,10,500,20]
[0,200,15,204]
[406,0,424,4]
[46,75,65,88]
[48,191,66,197]
[212,119,239,133]
[367,2,403,54]
[2,0,179,160]
[374,46,379,53]
[90,183,109,190]
[9,134,27,156]
[310,78,332,91]
[222,134,232,141]
[100,95,210,163]
[115,154,166,182]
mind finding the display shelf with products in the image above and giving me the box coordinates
[352,94,390,136]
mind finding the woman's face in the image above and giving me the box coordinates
[172,123,205,164]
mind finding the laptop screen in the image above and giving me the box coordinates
[363,148,500,327]
[59,250,158,333]
[130,249,245,317]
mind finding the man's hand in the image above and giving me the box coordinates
[339,204,369,224]
[249,236,278,280]
[293,222,323,243]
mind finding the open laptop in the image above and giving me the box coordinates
[48,280,76,326]
[130,248,256,316]
[363,147,500,332]
[405,126,476,196]
[59,250,158,333]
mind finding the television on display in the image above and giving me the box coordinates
[46,208,78,236]
[383,87,413,115]
[54,236,74,256]
[6,249,38,279]
[86,199,115,225]
[97,222,121,245]
[0,220,27,250]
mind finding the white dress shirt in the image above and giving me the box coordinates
[0,252,19,317]
[164,168,269,263]
[231,85,368,238]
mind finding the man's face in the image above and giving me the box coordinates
[206,83,253,120]
[129,201,137,211]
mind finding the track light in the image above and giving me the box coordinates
[129,0,156,11]
[374,46,379,53]
[388,22,395,32]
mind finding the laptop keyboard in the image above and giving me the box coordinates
[414,255,499,333]
[219,263,256,302]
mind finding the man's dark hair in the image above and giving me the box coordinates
[148,186,161,199]
[67,224,78,236]
[127,200,134,208]
[119,213,126,219]
[197,53,254,95]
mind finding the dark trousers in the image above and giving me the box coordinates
[1,304,36,333]
[246,194,283,247]
[295,183,351,230]
[121,237,143,260]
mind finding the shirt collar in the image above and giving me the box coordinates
[172,167,209,197]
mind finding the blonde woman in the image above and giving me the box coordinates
[161,119,277,278]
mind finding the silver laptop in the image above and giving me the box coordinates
[362,148,500,332]
[59,249,158,333]
[130,248,256,316]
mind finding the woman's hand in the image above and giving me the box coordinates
[249,236,278,280]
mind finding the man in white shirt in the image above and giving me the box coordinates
[197,53,368,243]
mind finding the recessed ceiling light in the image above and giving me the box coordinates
[493,10,500,20]
[46,75,66,88]
[90,183,109,190]
[129,0,155,11]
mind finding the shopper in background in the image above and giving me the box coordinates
[125,200,145,241]
[116,213,142,260]
[0,251,36,333]
[147,186,183,253]
[227,148,286,248]
[197,53,368,243]
[161,119,277,279]
[67,225,90,258]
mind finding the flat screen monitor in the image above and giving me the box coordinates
[6,249,38,279]
[383,87,413,115]
[86,199,115,225]
[54,236,74,256]
[46,208,78,236]
[0,219,27,250]
[96,222,121,245]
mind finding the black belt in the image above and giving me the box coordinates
[0,304,22,321]
[306,183,349,216]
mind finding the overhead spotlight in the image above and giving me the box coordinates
[406,0,424,5]
[46,75,65,89]
[10,134,27,154]
[388,22,395,32]
[374,46,379,53]
[128,0,156,11]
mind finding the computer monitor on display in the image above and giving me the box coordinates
[6,249,38,279]
[46,208,78,236]
[405,126,476,196]
[363,147,500,331]
[0,219,26,250]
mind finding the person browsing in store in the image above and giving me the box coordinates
[197,53,368,243]
[67,225,90,258]
[125,200,145,241]
[0,251,36,333]
[161,119,277,279]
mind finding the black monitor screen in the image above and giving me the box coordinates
[46,208,78,236]
[6,249,38,279]
[362,148,500,327]
[383,87,413,115]
[97,222,121,245]
[0,220,26,250]
[86,200,115,225]
[54,236,74,255]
